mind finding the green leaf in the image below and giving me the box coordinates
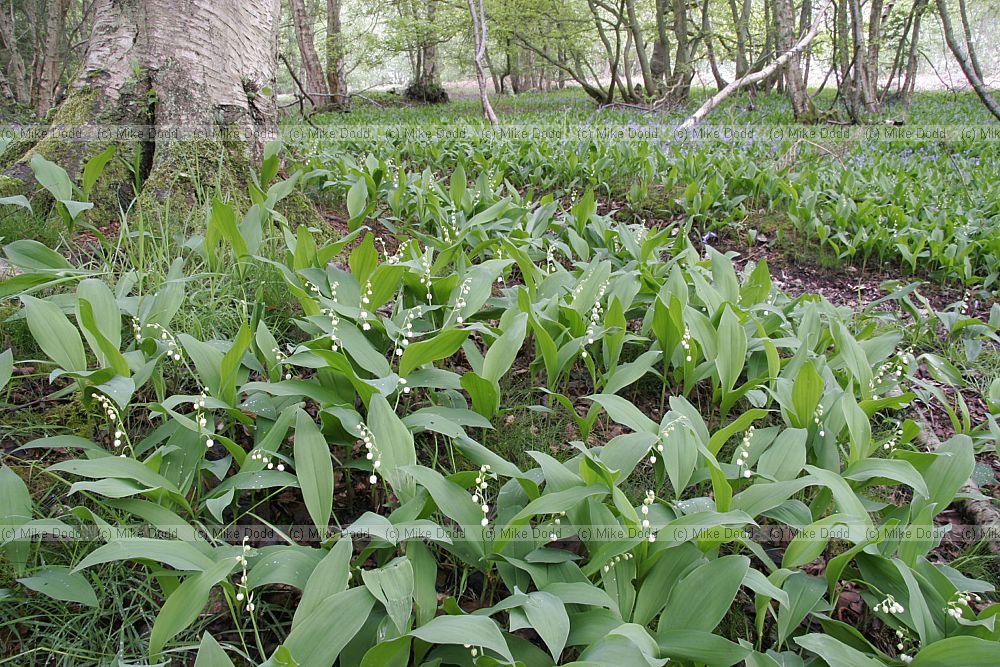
[81,146,116,198]
[523,591,570,660]
[482,313,528,382]
[17,566,97,606]
[293,537,353,628]
[283,586,376,666]
[842,458,929,498]
[659,555,750,634]
[657,630,751,666]
[399,329,469,377]
[0,349,12,391]
[794,633,883,666]
[410,614,513,663]
[791,360,824,428]
[47,456,180,496]
[361,557,414,634]
[777,573,826,647]
[149,558,237,655]
[910,636,1000,666]
[368,393,417,499]
[587,394,657,433]
[219,323,252,405]
[77,299,129,376]
[294,410,334,535]
[717,305,747,394]
[194,632,236,667]
[178,333,224,397]
[347,176,368,223]
[3,240,73,270]
[73,538,214,572]
[0,195,31,212]
[21,295,87,371]
[30,153,73,200]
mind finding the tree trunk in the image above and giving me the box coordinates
[624,0,655,96]
[3,0,283,220]
[900,0,928,104]
[956,0,984,81]
[0,5,31,105]
[728,0,751,77]
[680,0,834,129]
[936,0,1000,119]
[664,0,693,103]
[0,68,14,102]
[703,0,728,91]
[326,0,348,109]
[289,0,328,107]
[848,0,879,113]
[467,0,498,126]
[776,0,815,121]
[37,0,70,118]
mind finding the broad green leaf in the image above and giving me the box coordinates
[283,587,376,666]
[717,305,747,394]
[149,558,237,656]
[30,153,73,200]
[587,394,657,433]
[523,591,570,660]
[21,295,87,371]
[294,410,334,534]
[657,630,751,666]
[910,636,1000,666]
[73,538,214,572]
[194,632,236,667]
[0,349,12,391]
[367,394,417,500]
[791,360,824,428]
[361,557,414,633]
[3,239,73,270]
[81,146,116,197]
[659,555,749,634]
[399,329,469,377]
[293,537,353,628]
[17,566,97,606]
[410,614,513,663]
[794,633,883,666]
[777,573,826,647]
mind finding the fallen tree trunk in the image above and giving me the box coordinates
[678,0,834,130]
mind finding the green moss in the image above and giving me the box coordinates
[0,174,22,197]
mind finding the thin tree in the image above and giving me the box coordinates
[679,0,835,130]
[468,0,498,126]
[289,0,329,108]
[935,0,1000,120]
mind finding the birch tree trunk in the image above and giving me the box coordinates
[2,0,283,219]
[467,0,498,126]
[37,0,70,118]
[289,0,328,107]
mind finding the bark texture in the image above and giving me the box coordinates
[290,0,329,106]
[4,0,283,220]
[326,0,348,109]
[0,7,30,105]
[38,0,70,118]
[776,0,815,121]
